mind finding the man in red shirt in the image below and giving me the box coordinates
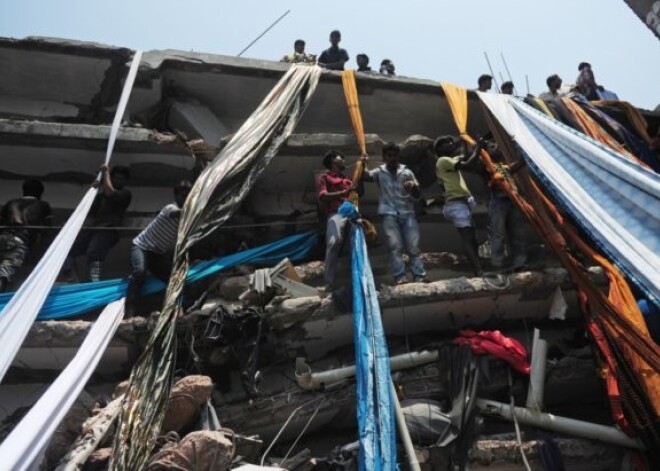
[316,150,365,290]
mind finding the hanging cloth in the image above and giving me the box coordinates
[0,300,124,470]
[594,99,653,145]
[110,65,322,471]
[341,70,377,241]
[0,51,142,383]
[339,201,397,471]
[475,91,660,452]
[0,230,317,320]
[560,97,646,166]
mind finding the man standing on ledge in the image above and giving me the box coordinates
[318,30,349,71]
[363,142,427,284]
[317,150,366,291]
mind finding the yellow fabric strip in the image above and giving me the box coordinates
[342,70,367,156]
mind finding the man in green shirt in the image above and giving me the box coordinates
[434,136,482,276]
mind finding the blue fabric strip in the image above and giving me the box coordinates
[0,231,318,320]
[342,202,397,471]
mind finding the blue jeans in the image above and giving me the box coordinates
[382,213,425,280]
[489,196,527,268]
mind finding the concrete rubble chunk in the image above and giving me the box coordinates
[146,430,234,471]
[83,447,112,471]
[161,375,214,432]
[44,391,96,468]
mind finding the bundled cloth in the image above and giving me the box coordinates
[454,329,530,374]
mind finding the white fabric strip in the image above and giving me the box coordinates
[478,93,660,302]
[0,300,125,470]
[0,52,142,382]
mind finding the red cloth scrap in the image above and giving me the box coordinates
[454,329,531,374]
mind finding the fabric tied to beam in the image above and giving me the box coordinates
[0,230,317,320]
[0,299,125,470]
[0,51,142,383]
[479,93,660,305]
[111,64,322,470]
[339,201,397,471]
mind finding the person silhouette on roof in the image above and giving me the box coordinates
[477,74,493,92]
[318,30,349,71]
[281,39,315,64]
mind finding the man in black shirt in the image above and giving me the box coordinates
[65,164,131,282]
[318,30,349,71]
[356,54,372,73]
[0,180,53,291]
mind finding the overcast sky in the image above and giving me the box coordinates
[2,0,659,109]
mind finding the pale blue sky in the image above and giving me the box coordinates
[1,0,659,109]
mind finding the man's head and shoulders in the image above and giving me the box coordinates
[539,74,562,100]
[318,30,349,71]
[281,39,315,64]
[356,53,372,73]
[162,180,193,216]
[500,81,514,95]
[379,59,396,76]
[434,136,463,173]
[1,179,52,226]
[477,74,493,92]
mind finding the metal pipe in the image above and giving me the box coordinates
[526,329,548,411]
[476,399,644,450]
[295,350,439,390]
[390,381,421,471]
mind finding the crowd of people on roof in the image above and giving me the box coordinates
[280,30,396,75]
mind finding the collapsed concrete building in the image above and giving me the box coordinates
[1,37,659,470]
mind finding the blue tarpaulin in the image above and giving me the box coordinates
[341,202,397,471]
[0,231,318,320]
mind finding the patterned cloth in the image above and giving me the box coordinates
[479,93,660,305]
[133,204,181,254]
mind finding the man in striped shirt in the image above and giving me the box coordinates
[125,180,192,316]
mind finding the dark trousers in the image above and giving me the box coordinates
[66,229,120,281]
[125,245,174,313]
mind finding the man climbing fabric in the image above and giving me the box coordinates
[0,180,52,291]
[364,141,427,284]
[124,180,192,316]
[64,164,131,281]
[317,150,366,290]
[318,30,349,71]
[434,136,483,276]
[281,39,315,64]
[459,140,527,272]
